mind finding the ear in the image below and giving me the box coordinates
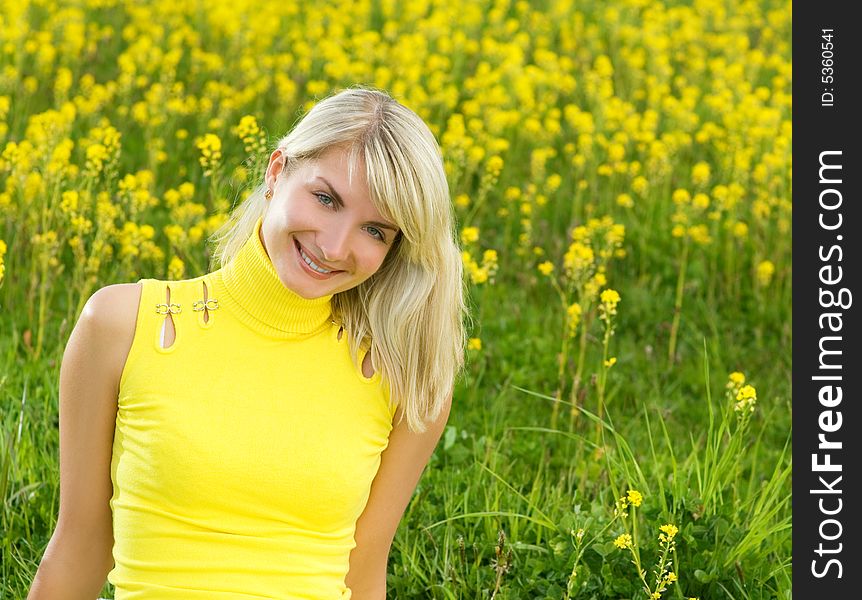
[264,148,287,192]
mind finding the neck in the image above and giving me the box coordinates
[211,216,334,337]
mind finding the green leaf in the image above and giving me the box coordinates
[695,569,716,583]
[443,425,457,450]
[592,541,617,558]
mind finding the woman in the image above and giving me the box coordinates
[28,87,468,599]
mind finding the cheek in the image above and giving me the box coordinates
[278,210,325,241]
[347,241,384,276]
[366,245,392,275]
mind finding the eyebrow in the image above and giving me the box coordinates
[314,177,400,232]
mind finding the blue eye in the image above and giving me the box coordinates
[315,191,387,242]
[315,192,334,207]
[367,226,385,242]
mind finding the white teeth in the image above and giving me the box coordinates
[299,246,333,274]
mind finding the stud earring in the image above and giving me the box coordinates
[265,189,273,201]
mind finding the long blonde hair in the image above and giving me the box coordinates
[209,85,469,433]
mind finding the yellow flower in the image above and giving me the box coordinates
[179,182,195,200]
[234,115,266,155]
[672,189,691,205]
[0,239,7,285]
[463,247,494,286]
[167,256,185,280]
[688,224,712,245]
[467,338,482,351]
[470,267,488,284]
[692,161,711,186]
[616,193,634,208]
[735,384,757,413]
[626,489,642,507]
[692,193,710,210]
[659,524,678,540]
[486,155,504,175]
[631,175,648,196]
[85,143,108,174]
[604,357,617,368]
[567,302,582,337]
[461,226,480,245]
[538,261,554,276]
[195,133,222,177]
[608,142,626,162]
[756,260,775,287]
[59,190,79,214]
[600,288,621,305]
[613,533,632,549]
[728,371,745,386]
[599,289,621,320]
[164,224,187,248]
[563,242,594,279]
[504,186,521,201]
[737,384,757,401]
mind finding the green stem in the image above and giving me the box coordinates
[34,255,49,360]
[667,238,689,369]
[569,307,591,431]
[549,274,569,431]
[630,506,643,585]
[594,313,612,445]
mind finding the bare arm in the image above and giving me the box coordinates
[27,283,141,600]
[345,390,453,599]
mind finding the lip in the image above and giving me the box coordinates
[294,238,343,279]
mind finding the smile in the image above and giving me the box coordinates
[295,240,341,275]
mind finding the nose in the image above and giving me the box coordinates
[317,222,351,265]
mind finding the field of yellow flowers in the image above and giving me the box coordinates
[1,0,791,598]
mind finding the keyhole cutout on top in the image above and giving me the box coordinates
[336,326,374,377]
[202,280,210,324]
[361,350,374,378]
[160,285,176,348]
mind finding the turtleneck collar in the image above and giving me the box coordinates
[211,215,334,338]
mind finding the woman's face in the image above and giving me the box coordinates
[260,146,401,299]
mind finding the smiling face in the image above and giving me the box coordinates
[259,146,401,299]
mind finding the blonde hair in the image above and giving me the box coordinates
[209,86,469,433]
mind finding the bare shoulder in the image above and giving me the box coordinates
[77,283,143,380]
[82,282,143,335]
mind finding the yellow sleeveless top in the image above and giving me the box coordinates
[108,216,397,599]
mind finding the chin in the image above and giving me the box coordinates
[292,276,345,299]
